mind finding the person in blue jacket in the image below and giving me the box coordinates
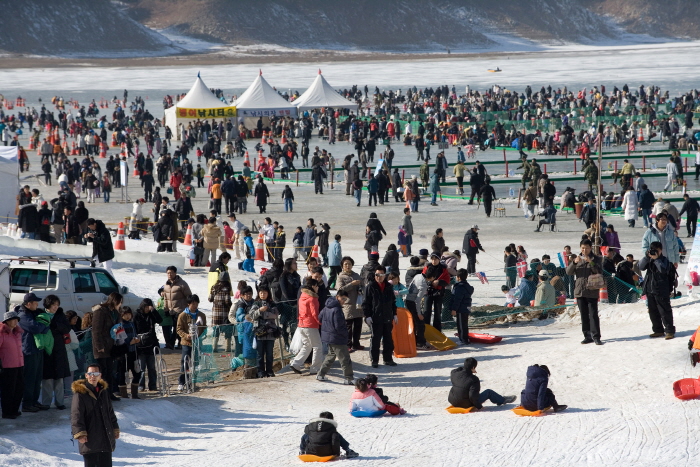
[520,364,567,412]
[18,293,51,412]
[327,234,343,289]
[242,228,255,273]
[451,269,474,345]
[516,271,537,306]
[317,290,354,385]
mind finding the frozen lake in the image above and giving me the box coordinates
[3,41,700,100]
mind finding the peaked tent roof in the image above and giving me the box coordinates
[232,72,297,116]
[293,71,358,111]
[177,74,229,108]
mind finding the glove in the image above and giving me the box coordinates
[365,317,373,326]
[393,315,399,324]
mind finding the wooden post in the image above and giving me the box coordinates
[544,163,547,175]
[643,155,646,172]
[573,159,577,175]
[595,136,603,255]
[517,188,522,209]
[564,144,568,159]
[402,169,405,185]
[685,156,688,174]
[330,169,334,189]
[614,160,618,172]
[296,170,299,187]
[505,160,509,177]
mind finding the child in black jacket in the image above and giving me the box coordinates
[300,411,358,458]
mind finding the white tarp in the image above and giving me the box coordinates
[232,72,298,118]
[0,146,18,161]
[164,74,236,140]
[293,71,359,112]
[0,149,18,224]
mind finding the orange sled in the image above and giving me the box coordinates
[511,406,551,417]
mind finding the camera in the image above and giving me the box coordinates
[647,248,657,257]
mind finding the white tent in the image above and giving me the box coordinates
[164,74,236,140]
[293,70,358,112]
[0,147,19,223]
[232,72,298,127]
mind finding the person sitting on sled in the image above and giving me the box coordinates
[448,357,516,409]
[520,364,567,412]
[299,411,359,459]
[365,373,405,415]
[349,377,386,415]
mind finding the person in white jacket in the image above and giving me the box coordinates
[665,157,679,191]
[621,186,639,228]
[129,198,145,239]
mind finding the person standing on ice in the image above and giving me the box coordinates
[566,239,604,345]
[448,357,516,409]
[639,241,676,340]
[363,265,398,369]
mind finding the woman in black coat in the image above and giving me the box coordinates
[254,177,270,214]
[448,357,515,409]
[71,367,120,464]
[133,299,162,392]
[381,244,400,274]
[42,298,72,409]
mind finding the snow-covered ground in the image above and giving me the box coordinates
[2,298,700,466]
[1,162,699,465]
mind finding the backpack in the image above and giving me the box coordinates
[668,262,679,292]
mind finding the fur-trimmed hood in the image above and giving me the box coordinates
[308,417,338,429]
[72,378,108,397]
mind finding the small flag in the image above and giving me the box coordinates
[476,271,489,284]
[562,251,570,267]
[516,261,528,278]
[557,252,565,268]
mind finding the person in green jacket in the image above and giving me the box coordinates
[420,161,430,189]
[156,287,174,349]
[584,160,599,193]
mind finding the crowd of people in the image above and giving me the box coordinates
[1,80,698,465]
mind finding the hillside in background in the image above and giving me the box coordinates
[0,0,172,56]
[1,0,700,57]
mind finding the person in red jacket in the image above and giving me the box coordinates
[422,253,451,332]
[290,279,322,375]
[169,169,183,201]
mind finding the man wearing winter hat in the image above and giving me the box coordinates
[535,270,557,307]
[18,293,50,413]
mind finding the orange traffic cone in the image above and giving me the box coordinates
[256,150,264,170]
[310,245,319,260]
[114,222,126,250]
[62,140,69,154]
[111,133,117,147]
[121,142,127,158]
[99,142,107,158]
[71,141,78,155]
[244,151,250,167]
[255,233,265,261]
[28,139,35,150]
[281,134,287,145]
[183,224,193,246]
[261,131,266,145]
[637,128,643,142]
[599,287,608,303]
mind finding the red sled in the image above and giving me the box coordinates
[673,378,700,400]
[468,333,503,344]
